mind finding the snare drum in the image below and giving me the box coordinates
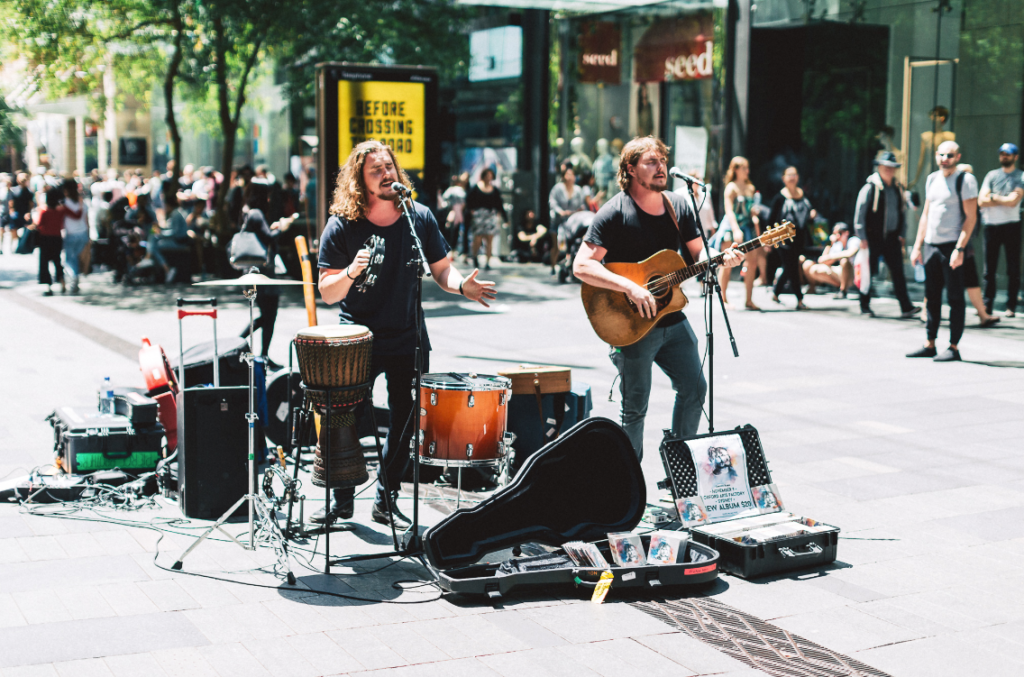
[419,373,512,467]
[294,325,373,412]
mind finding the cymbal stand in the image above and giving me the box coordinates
[172,277,297,585]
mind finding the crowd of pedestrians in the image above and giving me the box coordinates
[0,162,314,294]
[431,135,1021,363]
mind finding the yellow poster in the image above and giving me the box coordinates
[338,80,425,170]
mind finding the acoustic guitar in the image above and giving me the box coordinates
[580,222,796,347]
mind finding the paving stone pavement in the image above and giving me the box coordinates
[2,251,1023,677]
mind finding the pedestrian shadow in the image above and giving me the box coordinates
[962,360,1024,369]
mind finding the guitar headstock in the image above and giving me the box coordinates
[759,221,796,248]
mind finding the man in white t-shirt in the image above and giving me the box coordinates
[801,222,860,298]
[907,140,978,362]
[978,142,1022,318]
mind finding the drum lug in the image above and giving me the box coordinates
[429,441,436,456]
[466,444,473,458]
[499,391,507,406]
[430,392,437,406]
[468,394,475,408]
[501,431,516,456]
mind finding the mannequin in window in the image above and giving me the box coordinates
[593,138,616,195]
[909,106,955,190]
[636,84,654,138]
[569,136,592,173]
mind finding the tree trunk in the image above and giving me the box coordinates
[164,7,184,184]
[212,16,263,240]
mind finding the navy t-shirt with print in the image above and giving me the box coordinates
[319,201,449,356]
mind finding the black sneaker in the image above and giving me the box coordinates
[906,346,938,358]
[371,496,411,530]
[934,348,961,362]
[900,306,921,319]
[309,499,354,524]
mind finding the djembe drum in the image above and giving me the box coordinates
[294,325,374,489]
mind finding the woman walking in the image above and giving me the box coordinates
[61,179,89,294]
[719,157,762,310]
[549,164,587,268]
[465,168,506,270]
[768,166,816,309]
[35,187,70,295]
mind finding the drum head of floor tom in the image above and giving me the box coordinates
[420,373,510,391]
[295,324,371,341]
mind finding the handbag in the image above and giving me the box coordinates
[228,230,268,270]
[15,227,37,255]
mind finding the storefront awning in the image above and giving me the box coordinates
[455,0,723,15]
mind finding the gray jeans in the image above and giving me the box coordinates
[610,317,706,461]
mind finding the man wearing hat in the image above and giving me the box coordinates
[853,151,918,318]
[978,143,1022,318]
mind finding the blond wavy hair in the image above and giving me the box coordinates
[617,136,671,192]
[330,140,413,220]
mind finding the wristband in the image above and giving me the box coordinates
[459,281,465,296]
[954,246,964,253]
[346,267,358,280]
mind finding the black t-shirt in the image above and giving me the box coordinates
[10,186,34,215]
[584,190,700,327]
[584,190,699,264]
[319,201,450,356]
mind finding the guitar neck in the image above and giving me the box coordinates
[659,238,764,287]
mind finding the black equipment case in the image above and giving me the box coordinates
[659,425,839,579]
[48,406,166,475]
[106,388,159,426]
[424,417,720,598]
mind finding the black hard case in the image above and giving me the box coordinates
[49,406,166,475]
[660,425,839,579]
[424,417,720,597]
[107,388,159,426]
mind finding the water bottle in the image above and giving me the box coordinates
[99,377,115,415]
[914,264,925,283]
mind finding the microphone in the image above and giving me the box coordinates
[390,182,410,194]
[669,167,705,189]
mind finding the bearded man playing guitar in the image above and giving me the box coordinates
[573,136,743,460]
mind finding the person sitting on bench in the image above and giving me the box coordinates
[801,222,860,298]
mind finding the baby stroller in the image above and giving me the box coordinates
[556,211,594,283]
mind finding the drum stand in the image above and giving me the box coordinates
[173,280,297,585]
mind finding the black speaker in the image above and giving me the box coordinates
[177,386,249,519]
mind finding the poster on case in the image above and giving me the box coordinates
[688,433,757,522]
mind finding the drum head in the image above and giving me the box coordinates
[420,373,510,391]
[295,324,371,341]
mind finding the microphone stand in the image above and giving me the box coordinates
[396,188,429,553]
[680,177,739,435]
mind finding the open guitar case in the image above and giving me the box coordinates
[423,417,720,599]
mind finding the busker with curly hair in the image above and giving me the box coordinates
[316,140,496,528]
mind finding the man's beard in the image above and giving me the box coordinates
[637,176,667,192]
[1000,158,1016,168]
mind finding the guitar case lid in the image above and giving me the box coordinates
[423,417,645,571]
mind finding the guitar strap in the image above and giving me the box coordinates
[661,193,696,267]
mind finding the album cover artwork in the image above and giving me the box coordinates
[647,531,689,565]
[608,532,646,567]
[687,433,757,522]
[751,483,784,514]
[675,496,709,528]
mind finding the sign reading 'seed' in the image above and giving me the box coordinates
[338,80,426,170]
